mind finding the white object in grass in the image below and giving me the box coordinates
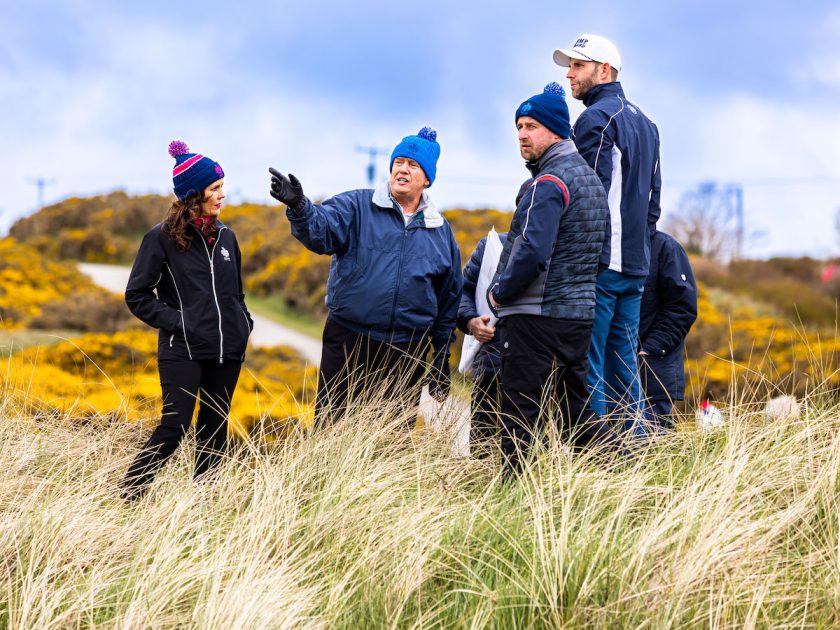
[696,399,724,431]
[764,395,800,423]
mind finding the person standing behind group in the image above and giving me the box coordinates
[488,83,629,472]
[458,232,507,457]
[268,128,462,427]
[554,34,662,431]
[639,229,697,429]
[122,141,253,501]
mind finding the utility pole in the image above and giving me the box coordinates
[355,146,389,187]
[734,185,744,260]
[726,184,744,259]
[27,177,56,210]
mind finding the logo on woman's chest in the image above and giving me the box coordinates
[220,246,231,262]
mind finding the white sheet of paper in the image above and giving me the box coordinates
[458,228,502,375]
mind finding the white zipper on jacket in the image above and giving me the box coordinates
[197,227,227,364]
[165,264,192,360]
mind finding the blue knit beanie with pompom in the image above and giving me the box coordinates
[168,140,225,201]
[390,127,441,186]
[515,82,570,139]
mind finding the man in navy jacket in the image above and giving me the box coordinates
[555,34,662,432]
[269,128,462,426]
[489,83,628,471]
[639,230,697,428]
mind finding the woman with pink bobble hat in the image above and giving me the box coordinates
[121,141,253,501]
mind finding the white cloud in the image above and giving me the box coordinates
[653,87,840,257]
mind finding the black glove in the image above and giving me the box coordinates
[428,348,451,403]
[268,167,306,213]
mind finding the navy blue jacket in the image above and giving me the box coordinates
[490,140,607,320]
[287,183,462,349]
[126,221,253,363]
[572,82,661,277]
[457,233,507,378]
[639,230,697,401]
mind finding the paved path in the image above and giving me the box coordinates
[79,262,470,454]
[78,262,323,365]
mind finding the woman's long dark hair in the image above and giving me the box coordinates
[163,190,217,251]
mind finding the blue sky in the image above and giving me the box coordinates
[3,0,839,257]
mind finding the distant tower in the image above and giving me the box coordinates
[355,146,389,187]
[729,184,744,260]
[27,177,56,210]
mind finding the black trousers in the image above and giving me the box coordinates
[315,318,427,428]
[470,372,502,457]
[499,314,627,471]
[643,398,675,430]
[122,357,242,500]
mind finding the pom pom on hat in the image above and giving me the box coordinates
[168,140,190,158]
[168,140,224,201]
[390,126,442,187]
[418,127,437,142]
[543,82,565,97]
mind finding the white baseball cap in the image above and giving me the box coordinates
[553,33,622,73]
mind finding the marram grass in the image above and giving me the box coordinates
[1,387,839,628]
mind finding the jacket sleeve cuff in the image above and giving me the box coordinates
[486,285,500,316]
[457,310,480,333]
[641,341,669,358]
[168,312,183,334]
[285,198,311,221]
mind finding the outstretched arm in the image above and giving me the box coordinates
[269,168,359,256]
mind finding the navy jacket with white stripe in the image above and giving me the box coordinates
[572,81,661,277]
[489,140,607,321]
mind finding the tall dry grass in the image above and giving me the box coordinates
[1,380,839,628]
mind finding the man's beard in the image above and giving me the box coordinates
[574,74,595,100]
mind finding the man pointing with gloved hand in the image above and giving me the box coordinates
[269,127,462,428]
[269,170,306,214]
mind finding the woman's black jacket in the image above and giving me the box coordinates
[125,221,253,363]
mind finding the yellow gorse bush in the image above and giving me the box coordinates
[0,238,107,328]
[1,330,316,438]
[686,286,840,401]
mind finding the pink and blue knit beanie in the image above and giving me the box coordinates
[168,140,224,200]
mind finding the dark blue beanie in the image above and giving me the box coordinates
[515,82,571,139]
[169,140,225,201]
[390,127,441,186]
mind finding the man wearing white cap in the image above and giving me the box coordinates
[554,34,662,434]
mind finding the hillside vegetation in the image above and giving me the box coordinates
[0,237,134,332]
[2,330,316,436]
[0,231,317,434]
[9,191,840,404]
